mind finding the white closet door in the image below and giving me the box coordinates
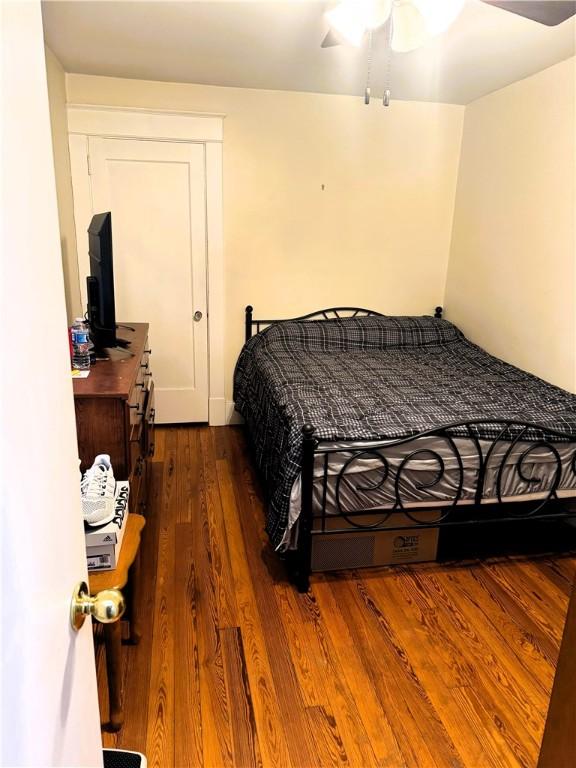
[89,137,208,423]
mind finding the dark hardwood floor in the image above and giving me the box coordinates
[98,425,576,768]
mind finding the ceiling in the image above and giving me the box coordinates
[42,0,575,105]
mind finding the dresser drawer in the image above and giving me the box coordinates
[129,421,143,474]
[127,380,147,427]
[144,381,155,459]
[129,454,147,516]
[136,344,151,386]
[139,342,152,385]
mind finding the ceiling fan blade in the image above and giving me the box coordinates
[480,0,576,26]
[321,28,343,48]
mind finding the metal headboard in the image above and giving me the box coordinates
[245,305,443,342]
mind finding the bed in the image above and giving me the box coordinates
[234,305,576,591]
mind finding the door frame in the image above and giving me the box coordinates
[67,104,226,425]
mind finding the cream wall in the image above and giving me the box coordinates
[66,74,464,401]
[45,47,81,322]
[445,57,576,392]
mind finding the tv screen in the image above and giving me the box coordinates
[87,212,117,348]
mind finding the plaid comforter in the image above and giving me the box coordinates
[233,316,576,549]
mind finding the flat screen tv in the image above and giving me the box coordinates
[87,212,118,349]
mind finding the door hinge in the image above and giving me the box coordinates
[87,153,92,176]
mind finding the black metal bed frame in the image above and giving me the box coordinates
[244,305,576,592]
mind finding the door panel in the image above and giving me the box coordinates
[89,137,208,423]
[2,2,103,765]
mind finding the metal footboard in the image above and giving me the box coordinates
[291,420,576,591]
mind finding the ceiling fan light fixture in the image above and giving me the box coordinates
[325,0,370,46]
[412,0,466,35]
[366,0,394,28]
[391,3,428,52]
[325,0,393,46]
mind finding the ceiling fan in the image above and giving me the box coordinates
[322,0,576,53]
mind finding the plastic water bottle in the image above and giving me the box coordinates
[71,318,91,370]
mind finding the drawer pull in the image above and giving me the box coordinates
[136,382,145,388]
[144,371,153,377]
[140,362,149,369]
[144,348,152,354]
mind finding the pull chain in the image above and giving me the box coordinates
[383,16,393,106]
[364,30,373,105]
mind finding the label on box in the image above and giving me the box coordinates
[391,532,428,562]
[87,548,114,571]
[385,527,439,564]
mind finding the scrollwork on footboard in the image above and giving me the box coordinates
[322,420,576,530]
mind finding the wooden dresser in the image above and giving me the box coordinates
[73,323,155,516]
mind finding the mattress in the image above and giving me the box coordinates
[233,315,576,550]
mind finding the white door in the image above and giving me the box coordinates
[85,137,209,424]
[1,2,103,765]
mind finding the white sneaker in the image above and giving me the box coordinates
[81,454,117,526]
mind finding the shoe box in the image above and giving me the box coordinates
[85,481,130,571]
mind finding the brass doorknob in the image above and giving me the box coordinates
[70,581,126,631]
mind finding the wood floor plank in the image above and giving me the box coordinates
[333,575,461,768]
[273,584,326,708]
[192,428,235,768]
[216,455,299,768]
[365,570,495,767]
[514,560,570,615]
[275,582,381,768]
[450,685,530,768]
[480,561,564,644]
[220,627,263,768]
[422,569,546,763]
[384,566,477,690]
[223,438,377,768]
[305,705,350,767]
[394,565,549,766]
[95,426,574,768]
[174,523,203,768]
[150,426,166,463]
[144,447,177,768]
[532,557,575,597]
[450,566,556,693]
[175,426,194,524]
[468,565,561,667]
[212,424,231,461]
[199,429,238,629]
[542,552,576,583]
[312,578,408,768]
